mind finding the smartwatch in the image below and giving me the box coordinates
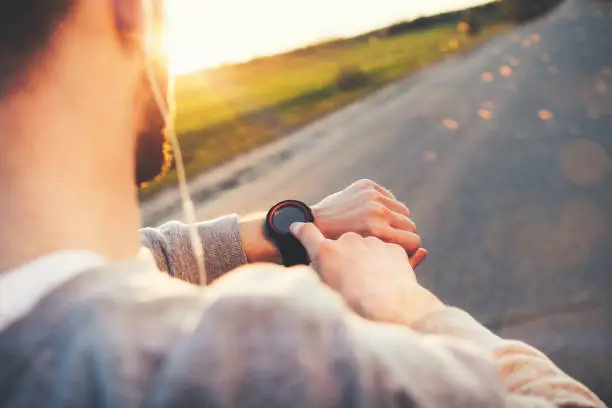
[265,200,315,267]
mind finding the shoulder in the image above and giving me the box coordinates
[0,261,206,407]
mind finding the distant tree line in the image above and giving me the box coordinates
[502,0,565,23]
[363,0,567,38]
[362,2,502,39]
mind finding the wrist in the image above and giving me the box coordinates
[238,214,282,264]
[358,286,446,327]
[395,287,446,326]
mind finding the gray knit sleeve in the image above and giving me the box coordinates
[140,215,248,285]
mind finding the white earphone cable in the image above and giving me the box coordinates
[142,0,207,285]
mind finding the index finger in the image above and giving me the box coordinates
[290,222,326,260]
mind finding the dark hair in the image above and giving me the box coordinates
[0,0,73,95]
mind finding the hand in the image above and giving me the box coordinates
[239,179,425,267]
[313,179,423,261]
[291,222,445,326]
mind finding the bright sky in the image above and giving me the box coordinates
[166,0,492,74]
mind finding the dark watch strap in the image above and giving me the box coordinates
[276,235,310,267]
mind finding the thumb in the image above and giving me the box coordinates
[290,222,326,260]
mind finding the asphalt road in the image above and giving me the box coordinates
[144,0,612,399]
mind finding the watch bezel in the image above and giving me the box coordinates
[266,200,315,236]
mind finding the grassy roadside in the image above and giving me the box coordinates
[140,22,511,199]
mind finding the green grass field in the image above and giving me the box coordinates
[140,22,510,198]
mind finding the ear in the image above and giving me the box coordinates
[112,0,144,49]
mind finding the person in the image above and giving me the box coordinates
[0,1,606,407]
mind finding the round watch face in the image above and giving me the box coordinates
[267,201,314,235]
[272,205,309,234]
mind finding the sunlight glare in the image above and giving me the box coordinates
[165,1,238,75]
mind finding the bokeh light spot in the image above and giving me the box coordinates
[499,65,513,77]
[478,109,493,120]
[481,72,495,82]
[457,22,470,34]
[558,139,612,186]
[581,71,612,115]
[538,109,554,121]
[443,119,459,130]
[424,151,438,163]
[549,65,559,74]
[596,80,608,94]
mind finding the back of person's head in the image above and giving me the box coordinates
[0,0,179,273]
[0,0,172,187]
[0,1,73,96]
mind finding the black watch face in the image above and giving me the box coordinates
[272,205,309,234]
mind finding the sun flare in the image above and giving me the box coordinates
[164,0,298,75]
[165,2,229,75]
